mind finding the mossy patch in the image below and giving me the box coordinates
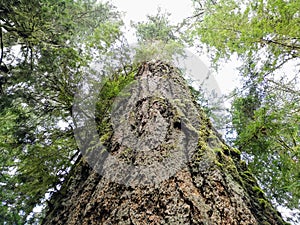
[258,198,270,209]
[100,131,113,143]
[252,186,265,198]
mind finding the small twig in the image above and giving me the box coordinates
[175,11,204,33]
[266,78,300,96]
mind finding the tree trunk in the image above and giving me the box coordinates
[42,61,288,225]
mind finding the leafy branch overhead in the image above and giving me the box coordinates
[0,0,123,224]
[0,0,299,224]
[191,0,300,215]
[131,8,185,63]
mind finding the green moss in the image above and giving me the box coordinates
[212,147,223,154]
[239,160,247,170]
[229,148,241,159]
[252,185,264,193]
[225,163,239,173]
[100,131,113,143]
[239,170,257,185]
[258,198,270,209]
[242,170,252,176]
[252,186,265,198]
[214,148,229,164]
[221,145,230,155]
[231,147,241,155]
[197,140,208,150]
[261,222,271,225]
[215,160,224,167]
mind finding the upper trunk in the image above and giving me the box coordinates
[42,61,288,225]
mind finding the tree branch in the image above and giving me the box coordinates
[262,38,300,51]
[266,78,300,96]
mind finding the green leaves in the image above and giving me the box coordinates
[132,8,176,43]
[190,0,300,214]
[231,78,300,209]
[134,40,184,64]
[131,9,184,64]
[0,0,122,224]
[88,21,122,51]
[192,0,300,70]
[95,69,136,138]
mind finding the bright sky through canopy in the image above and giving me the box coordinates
[108,3,300,222]
[112,0,241,96]
[112,0,194,23]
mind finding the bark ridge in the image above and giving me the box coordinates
[42,61,288,225]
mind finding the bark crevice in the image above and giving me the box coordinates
[42,61,289,225]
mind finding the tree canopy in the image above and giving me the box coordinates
[0,0,299,224]
[0,0,122,223]
[190,0,300,220]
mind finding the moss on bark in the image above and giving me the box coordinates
[42,61,289,225]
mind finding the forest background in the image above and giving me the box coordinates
[0,0,299,224]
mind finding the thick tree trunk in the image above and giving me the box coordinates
[42,61,288,225]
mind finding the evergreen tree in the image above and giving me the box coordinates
[190,0,300,219]
[0,0,122,223]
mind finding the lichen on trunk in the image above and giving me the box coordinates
[42,61,289,225]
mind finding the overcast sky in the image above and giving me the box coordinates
[111,0,242,97]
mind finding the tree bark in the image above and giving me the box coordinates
[42,61,288,225]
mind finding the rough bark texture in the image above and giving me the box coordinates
[42,61,288,225]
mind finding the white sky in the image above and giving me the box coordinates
[112,0,194,23]
[112,0,241,97]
